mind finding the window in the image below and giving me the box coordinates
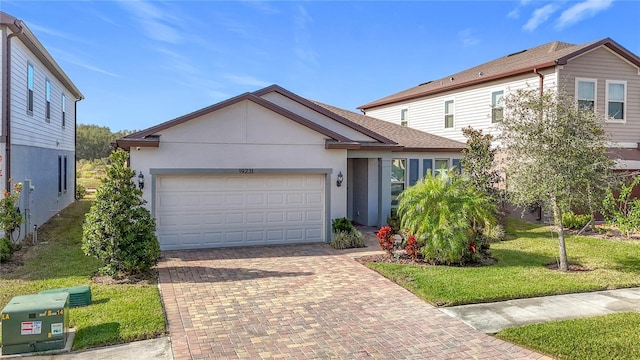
[444,100,454,128]
[61,94,66,127]
[434,159,449,176]
[58,155,62,194]
[63,156,68,192]
[45,79,51,121]
[491,90,504,123]
[400,109,408,127]
[391,159,406,207]
[27,63,34,114]
[606,80,626,121]
[576,79,596,111]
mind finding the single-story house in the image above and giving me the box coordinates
[116,85,464,250]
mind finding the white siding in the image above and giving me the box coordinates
[560,47,640,144]
[9,40,75,152]
[366,69,557,143]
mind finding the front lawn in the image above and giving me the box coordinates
[366,220,640,306]
[0,200,165,350]
[496,312,640,360]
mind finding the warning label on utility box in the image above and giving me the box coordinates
[21,321,42,335]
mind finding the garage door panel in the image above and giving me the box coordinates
[157,174,325,250]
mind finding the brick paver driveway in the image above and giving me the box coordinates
[159,235,549,360]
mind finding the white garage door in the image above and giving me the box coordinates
[156,174,325,250]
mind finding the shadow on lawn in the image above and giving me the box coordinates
[491,248,556,268]
[73,322,120,349]
[612,256,640,273]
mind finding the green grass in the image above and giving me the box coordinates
[0,200,165,350]
[367,219,640,306]
[496,312,640,360]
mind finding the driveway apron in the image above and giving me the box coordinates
[158,243,549,360]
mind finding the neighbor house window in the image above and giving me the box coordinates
[391,159,406,207]
[491,90,504,123]
[444,100,454,128]
[45,79,51,121]
[27,63,34,114]
[606,80,626,121]
[576,78,596,111]
[434,159,449,177]
[400,109,408,127]
[61,94,66,127]
[63,156,68,192]
[58,155,62,194]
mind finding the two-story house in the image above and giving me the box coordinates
[359,38,640,171]
[1,11,83,241]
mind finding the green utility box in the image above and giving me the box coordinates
[1,293,69,355]
[40,285,92,308]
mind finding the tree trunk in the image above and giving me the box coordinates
[551,198,569,271]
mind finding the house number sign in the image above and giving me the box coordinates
[238,168,254,174]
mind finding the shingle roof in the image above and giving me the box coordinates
[312,101,465,151]
[359,37,640,110]
[118,85,465,152]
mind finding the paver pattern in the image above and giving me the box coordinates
[158,233,550,360]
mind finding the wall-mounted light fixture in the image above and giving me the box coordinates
[137,171,145,189]
[336,171,343,187]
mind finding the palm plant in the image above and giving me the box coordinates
[397,169,497,264]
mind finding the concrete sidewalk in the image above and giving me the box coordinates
[440,287,640,333]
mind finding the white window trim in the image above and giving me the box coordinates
[575,77,597,111]
[391,158,407,208]
[444,99,454,129]
[27,63,34,115]
[45,78,52,122]
[490,89,505,123]
[605,80,627,123]
[61,93,66,128]
[434,158,450,176]
[400,108,409,127]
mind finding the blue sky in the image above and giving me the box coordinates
[3,0,639,132]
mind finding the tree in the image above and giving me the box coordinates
[398,169,497,264]
[82,149,160,276]
[76,124,134,160]
[498,88,615,271]
[461,126,501,204]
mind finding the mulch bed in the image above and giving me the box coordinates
[355,251,497,267]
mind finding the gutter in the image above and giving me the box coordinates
[2,18,24,191]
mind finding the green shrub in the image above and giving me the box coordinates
[82,149,160,276]
[602,175,640,238]
[386,208,401,234]
[75,183,87,200]
[0,237,20,263]
[562,211,592,230]
[398,169,496,264]
[330,229,365,249]
[332,217,354,233]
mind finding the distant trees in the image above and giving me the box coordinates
[76,124,133,160]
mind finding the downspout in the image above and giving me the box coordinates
[534,68,544,96]
[3,19,24,191]
[533,68,545,221]
[74,98,80,198]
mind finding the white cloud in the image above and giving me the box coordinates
[556,0,614,29]
[223,74,271,88]
[507,8,520,19]
[117,0,183,44]
[458,28,480,47]
[48,46,120,78]
[293,5,318,66]
[523,4,559,31]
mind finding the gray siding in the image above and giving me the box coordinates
[560,46,640,144]
[11,144,75,238]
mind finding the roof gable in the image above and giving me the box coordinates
[359,38,640,110]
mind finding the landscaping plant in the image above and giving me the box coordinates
[376,225,395,256]
[82,149,160,276]
[330,217,365,249]
[397,169,496,264]
[561,211,592,230]
[0,180,23,262]
[601,175,640,238]
[498,88,614,271]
